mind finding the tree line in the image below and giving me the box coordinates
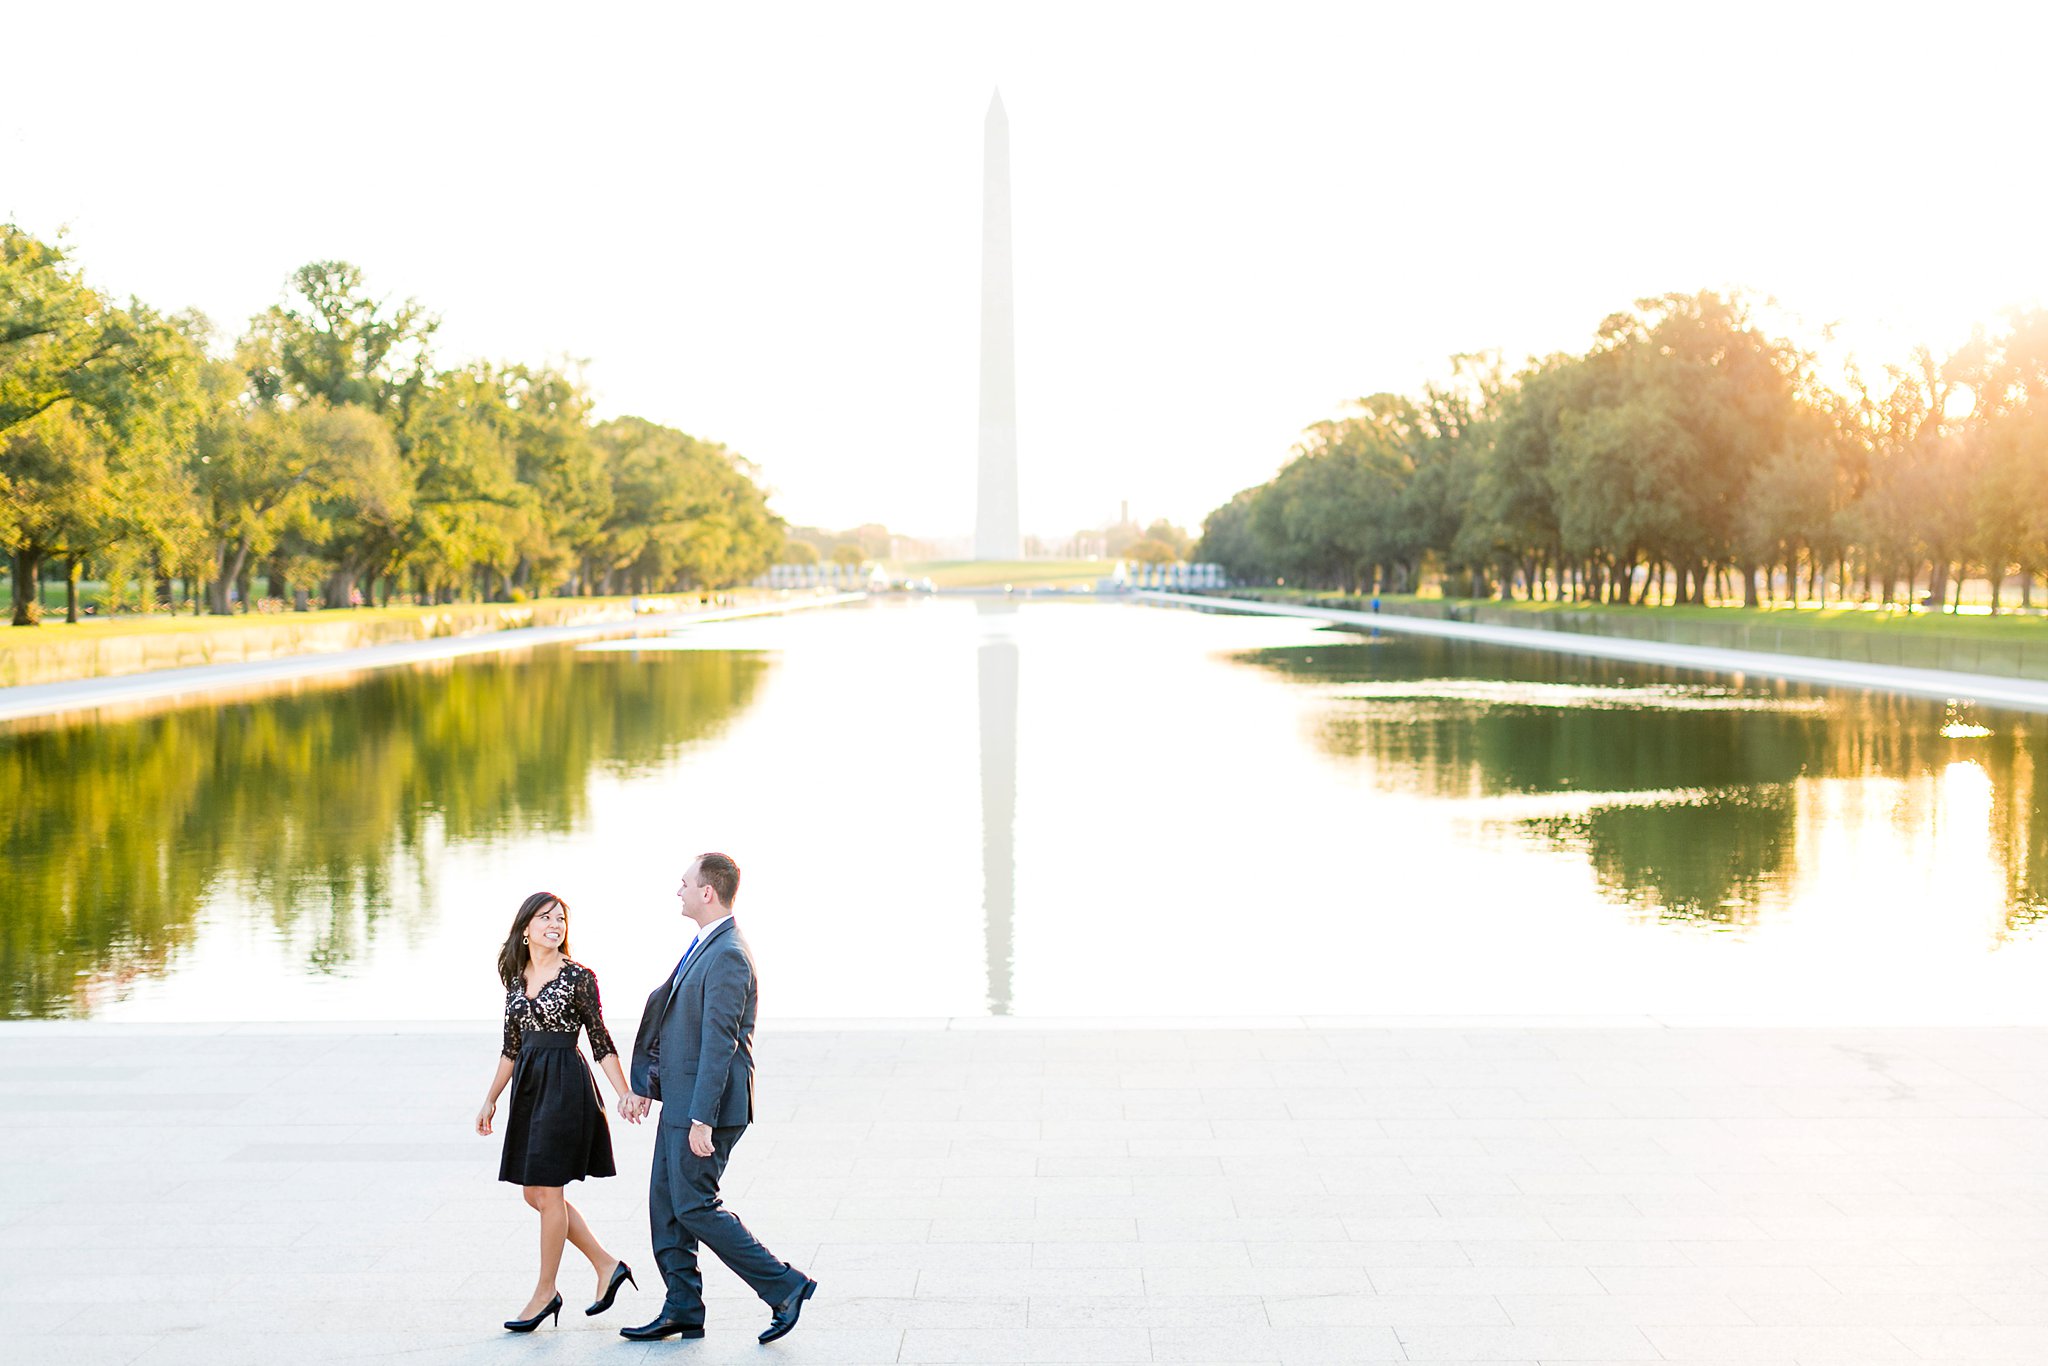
[1,226,784,624]
[1198,290,2048,612]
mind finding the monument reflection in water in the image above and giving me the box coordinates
[977,599,1019,1015]
[6,599,2048,1023]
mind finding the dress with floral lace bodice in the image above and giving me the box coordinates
[501,958,616,1061]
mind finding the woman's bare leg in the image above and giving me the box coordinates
[521,1185,568,1318]
[564,1201,619,1298]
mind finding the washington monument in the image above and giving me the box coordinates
[975,91,1020,560]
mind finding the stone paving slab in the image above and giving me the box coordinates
[2,1023,2046,1363]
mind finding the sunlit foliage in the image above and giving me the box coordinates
[0,229,785,621]
[1202,290,2048,613]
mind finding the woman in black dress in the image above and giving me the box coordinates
[475,892,642,1332]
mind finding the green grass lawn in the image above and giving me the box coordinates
[891,559,1116,589]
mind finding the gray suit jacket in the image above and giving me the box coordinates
[628,917,758,1129]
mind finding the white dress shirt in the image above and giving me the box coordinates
[689,914,732,956]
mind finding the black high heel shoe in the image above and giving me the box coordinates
[504,1292,562,1333]
[586,1260,636,1316]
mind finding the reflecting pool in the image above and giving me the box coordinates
[5,598,2045,1022]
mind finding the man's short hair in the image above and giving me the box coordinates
[696,852,740,908]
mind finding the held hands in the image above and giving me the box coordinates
[475,1100,495,1137]
[618,1093,651,1124]
[689,1120,715,1158]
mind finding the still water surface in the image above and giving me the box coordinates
[6,598,2045,1022]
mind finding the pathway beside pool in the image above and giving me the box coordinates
[4,1021,2046,1364]
[1140,592,2048,715]
[0,593,862,726]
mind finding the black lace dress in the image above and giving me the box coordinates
[498,959,618,1186]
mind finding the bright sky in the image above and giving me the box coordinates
[8,2,2047,542]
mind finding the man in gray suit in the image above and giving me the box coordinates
[620,852,816,1343]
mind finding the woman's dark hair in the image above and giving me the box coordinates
[498,892,570,988]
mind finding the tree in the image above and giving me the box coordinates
[1139,519,1191,560]
[1202,286,2048,616]
[303,403,412,609]
[1734,436,1846,605]
[1966,312,2048,610]
[1552,385,1699,601]
[1195,488,1268,583]
[190,355,326,614]
[1852,348,1974,609]
[5,233,789,618]
[1,410,114,622]
[658,441,782,589]
[1464,356,1572,599]
[246,261,437,417]
[590,416,783,593]
[1124,537,1178,564]
[503,366,609,594]
[1,228,203,623]
[1558,293,1815,605]
[398,364,524,602]
[1405,369,1491,595]
[1251,411,1410,592]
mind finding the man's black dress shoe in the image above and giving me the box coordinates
[620,1314,705,1341]
[758,1277,817,1344]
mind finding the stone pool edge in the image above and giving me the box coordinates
[0,591,866,725]
[1140,590,2048,713]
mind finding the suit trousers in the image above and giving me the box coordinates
[649,1121,805,1320]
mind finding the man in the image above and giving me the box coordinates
[620,852,817,1344]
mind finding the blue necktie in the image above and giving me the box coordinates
[663,936,701,1014]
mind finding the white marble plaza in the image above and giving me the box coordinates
[5,1021,2048,1365]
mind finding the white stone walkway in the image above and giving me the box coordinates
[4,1022,2047,1364]
[1138,593,2048,715]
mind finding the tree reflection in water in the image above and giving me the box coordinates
[1239,633,2048,930]
[0,648,766,1017]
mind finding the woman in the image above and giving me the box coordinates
[476,892,641,1332]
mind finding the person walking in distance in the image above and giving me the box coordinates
[618,853,817,1343]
